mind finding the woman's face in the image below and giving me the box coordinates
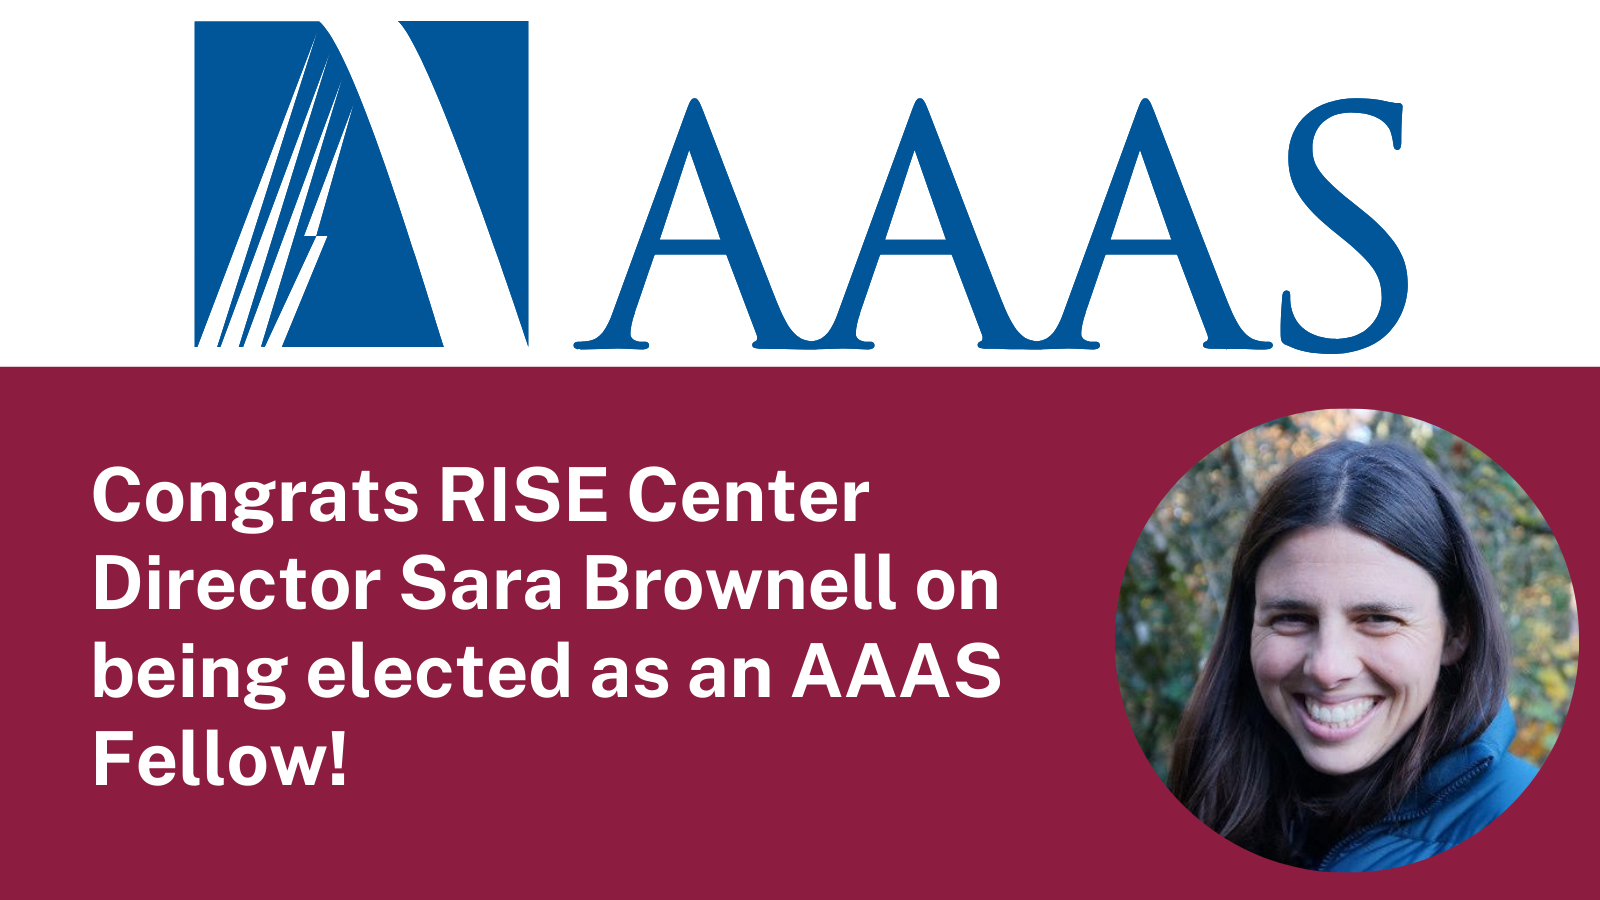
[1250,524,1461,776]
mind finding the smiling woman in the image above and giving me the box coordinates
[1165,440,1539,871]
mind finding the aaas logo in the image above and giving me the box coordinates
[194,21,528,348]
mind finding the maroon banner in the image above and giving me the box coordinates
[4,368,1589,894]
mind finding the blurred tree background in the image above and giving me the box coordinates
[1117,410,1578,783]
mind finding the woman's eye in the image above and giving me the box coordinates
[1270,614,1314,631]
[1359,614,1402,630]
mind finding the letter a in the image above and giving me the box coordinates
[1043,99,1270,349]
[576,99,810,349]
[815,99,1036,349]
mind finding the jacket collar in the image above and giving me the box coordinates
[1385,697,1515,821]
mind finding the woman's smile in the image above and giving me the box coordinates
[1296,694,1383,741]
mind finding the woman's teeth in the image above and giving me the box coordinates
[1304,697,1375,728]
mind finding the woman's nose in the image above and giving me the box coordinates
[1303,626,1363,687]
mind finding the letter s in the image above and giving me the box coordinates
[956,642,1000,698]
[402,554,446,610]
[1283,99,1407,354]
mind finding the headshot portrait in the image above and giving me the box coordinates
[1117,411,1577,871]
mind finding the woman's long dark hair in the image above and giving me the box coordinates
[1168,440,1509,866]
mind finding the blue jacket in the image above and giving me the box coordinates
[1319,699,1537,872]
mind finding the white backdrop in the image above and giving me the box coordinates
[0,1,1593,366]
